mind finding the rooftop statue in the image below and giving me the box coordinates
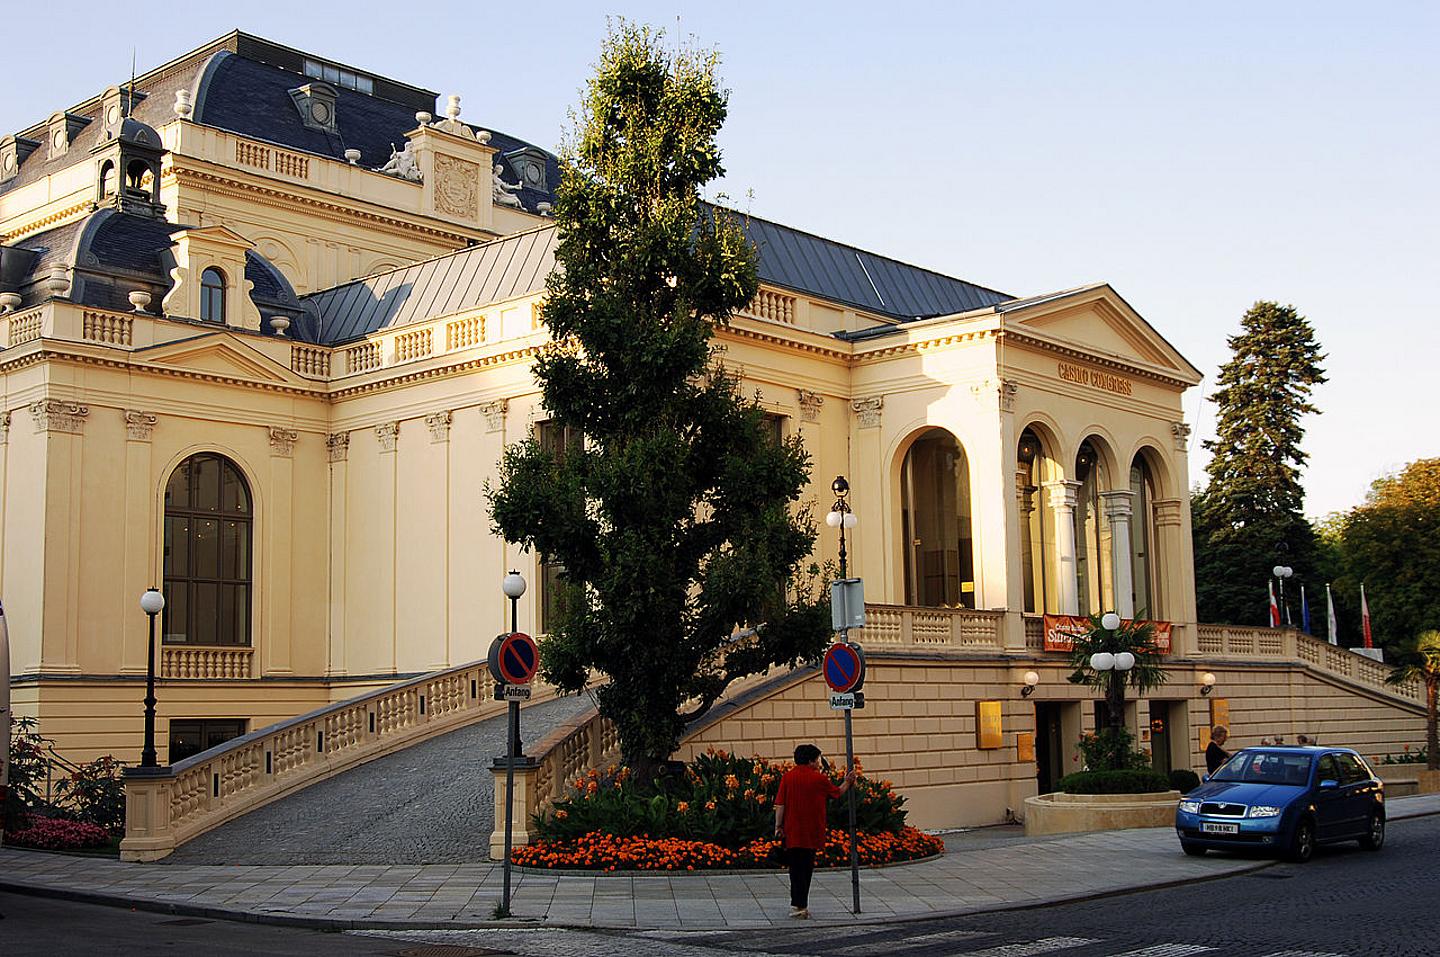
[493,163,524,208]
[377,140,422,182]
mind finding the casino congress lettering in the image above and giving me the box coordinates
[1057,361,1133,396]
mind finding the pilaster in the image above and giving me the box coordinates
[32,399,89,672]
[120,410,157,674]
[326,431,349,676]
[264,427,296,675]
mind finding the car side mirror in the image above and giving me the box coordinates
[1318,779,1339,790]
[1201,773,1210,783]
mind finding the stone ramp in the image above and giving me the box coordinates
[169,693,595,865]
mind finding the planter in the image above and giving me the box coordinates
[1376,766,1440,795]
[1023,790,1182,837]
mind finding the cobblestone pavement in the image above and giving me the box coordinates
[170,692,596,865]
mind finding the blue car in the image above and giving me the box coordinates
[1175,746,1385,862]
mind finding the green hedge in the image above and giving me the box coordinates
[1167,768,1201,794]
[1057,769,1171,794]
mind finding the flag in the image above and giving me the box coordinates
[1268,580,1281,627]
[1,600,10,845]
[1361,583,1374,649]
[1300,585,1311,635]
[1326,583,1339,646]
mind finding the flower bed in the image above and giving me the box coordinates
[5,815,112,851]
[517,749,942,871]
[512,826,943,871]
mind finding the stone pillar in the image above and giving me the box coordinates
[119,767,177,862]
[1101,489,1135,620]
[1044,480,1081,616]
[489,756,540,860]
[325,432,350,676]
[1153,498,1190,654]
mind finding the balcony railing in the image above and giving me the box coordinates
[161,645,253,680]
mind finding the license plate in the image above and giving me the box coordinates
[1201,822,1238,834]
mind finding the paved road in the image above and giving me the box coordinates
[170,692,596,865]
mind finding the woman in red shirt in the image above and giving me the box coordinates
[774,743,857,918]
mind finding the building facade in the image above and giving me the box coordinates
[2,34,1422,830]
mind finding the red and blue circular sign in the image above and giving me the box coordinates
[488,632,540,685]
[823,641,866,694]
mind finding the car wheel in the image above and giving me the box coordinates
[1286,819,1315,863]
[1181,842,1207,857]
[1359,813,1385,851]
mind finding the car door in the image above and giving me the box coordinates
[1312,753,1348,839]
[1334,752,1375,835]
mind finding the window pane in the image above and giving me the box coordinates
[220,520,249,580]
[192,583,218,645]
[194,519,220,578]
[169,722,204,763]
[323,64,339,83]
[357,76,373,94]
[221,464,248,513]
[234,585,250,647]
[165,461,190,508]
[304,60,322,78]
[219,584,235,646]
[164,517,189,577]
[193,457,220,512]
[161,582,188,644]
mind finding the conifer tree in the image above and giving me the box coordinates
[488,23,829,777]
[1193,301,1326,625]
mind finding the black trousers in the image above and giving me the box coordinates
[787,847,816,908]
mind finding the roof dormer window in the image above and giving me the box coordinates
[302,59,373,95]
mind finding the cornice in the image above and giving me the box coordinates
[999,328,1194,388]
[852,327,998,362]
[1,199,95,244]
[165,165,483,246]
[0,345,328,399]
[717,322,850,362]
[328,344,542,399]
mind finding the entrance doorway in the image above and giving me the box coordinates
[1034,702,1066,794]
[1149,701,1173,775]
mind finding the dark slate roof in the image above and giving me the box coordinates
[737,211,1011,320]
[5,209,305,333]
[303,226,556,344]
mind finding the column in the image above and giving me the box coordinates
[850,395,884,592]
[1044,480,1081,616]
[1101,489,1135,619]
[1153,498,1190,654]
[120,411,158,674]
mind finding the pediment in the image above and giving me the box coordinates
[1002,285,1201,382]
[141,334,302,385]
[170,224,256,251]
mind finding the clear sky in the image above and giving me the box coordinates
[5,1,1436,517]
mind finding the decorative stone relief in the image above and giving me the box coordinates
[326,431,350,463]
[1171,421,1191,452]
[376,421,400,453]
[123,409,157,441]
[268,427,299,458]
[1153,498,1184,528]
[851,396,884,429]
[0,411,10,445]
[797,390,824,423]
[426,410,453,443]
[433,155,480,219]
[480,399,508,433]
[970,378,1017,412]
[30,399,88,434]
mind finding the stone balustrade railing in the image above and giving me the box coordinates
[856,603,1007,650]
[1197,623,1422,706]
[122,660,548,862]
[161,644,253,680]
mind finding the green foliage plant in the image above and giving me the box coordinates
[1057,769,1171,795]
[1168,768,1202,794]
[1075,728,1151,773]
[5,716,51,829]
[54,754,127,833]
[1191,301,1326,626]
[1064,615,1168,769]
[1384,630,1440,770]
[487,22,829,778]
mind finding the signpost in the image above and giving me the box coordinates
[822,634,865,915]
[488,625,539,917]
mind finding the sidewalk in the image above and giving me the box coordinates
[4,793,1437,930]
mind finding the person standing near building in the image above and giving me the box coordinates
[774,743,857,919]
[1206,726,1231,773]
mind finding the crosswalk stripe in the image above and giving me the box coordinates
[944,938,1097,957]
[830,929,994,955]
[1105,947,1216,957]
[1257,952,1347,957]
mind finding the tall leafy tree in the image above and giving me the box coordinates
[1192,301,1326,625]
[1385,631,1440,770]
[488,23,829,778]
[1335,459,1440,656]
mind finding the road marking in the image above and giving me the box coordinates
[946,938,1097,957]
[1105,947,1216,957]
[1257,952,1347,957]
[830,929,993,955]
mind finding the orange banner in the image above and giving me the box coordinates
[1041,615,1172,654]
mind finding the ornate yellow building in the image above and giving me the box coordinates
[2,33,1425,840]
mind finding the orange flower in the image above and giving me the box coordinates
[724,774,739,790]
[676,801,689,814]
[705,799,717,811]
[743,788,756,800]
[555,810,568,820]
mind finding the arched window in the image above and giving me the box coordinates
[1017,428,1052,613]
[1073,439,1113,617]
[1129,453,1161,619]
[200,268,226,324]
[901,429,975,608]
[99,160,117,197]
[163,454,252,646]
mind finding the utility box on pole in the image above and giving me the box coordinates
[831,578,865,632]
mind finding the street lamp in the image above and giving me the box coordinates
[498,569,526,917]
[502,569,526,634]
[1200,672,1217,697]
[138,587,165,768]
[1020,670,1040,698]
[1273,565,1293,626]
[1089,611,1131,735]
[826,475,858,579]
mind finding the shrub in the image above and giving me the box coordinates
[55,754,127,834]
[5,717,53,829]
[6,815,112,851]
[1167,768,1201,794]
[1057,769,1171,794]
[1381,746,1429,765]
[1077,728,1151,772]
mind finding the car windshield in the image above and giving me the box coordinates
[1211,751,1314,786]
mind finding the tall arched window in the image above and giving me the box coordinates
[1129,453,1161,619]
[163,454,252,646]
[901,429,975,608]
[1074,439,1113,617]
[200,268,226,324]
[1017,428,1052,613]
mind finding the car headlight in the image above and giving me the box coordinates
[1247,805,1283,818]
[1178,800,1201,814]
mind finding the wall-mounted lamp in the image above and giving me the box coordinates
[1020,670,1040,697]
[1200,672,1216,697]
